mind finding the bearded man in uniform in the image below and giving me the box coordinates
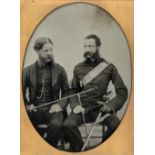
[63,34,128,151]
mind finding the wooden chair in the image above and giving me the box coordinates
[79,123,103,148]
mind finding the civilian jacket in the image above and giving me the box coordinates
[22,61,69,110]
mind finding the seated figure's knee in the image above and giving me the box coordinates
[103,115,120,132]
[49,120,62,129]
[63,119,77,129]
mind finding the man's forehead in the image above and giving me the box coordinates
[84,38,96,44]
[42,43,53,49]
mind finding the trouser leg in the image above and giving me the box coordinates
[46,112,64,147]
[100,114,120,141]
[63,112,84,151]
[28,111,47,136]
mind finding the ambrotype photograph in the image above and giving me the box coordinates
[22,3,131,152]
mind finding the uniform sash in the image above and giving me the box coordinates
[80,62,109,86]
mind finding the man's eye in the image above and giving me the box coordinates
[43,50,48,52]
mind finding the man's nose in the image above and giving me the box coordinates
[85,46,90,51]
[47,50,52,55]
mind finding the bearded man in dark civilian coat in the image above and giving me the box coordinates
[22,37,69,148]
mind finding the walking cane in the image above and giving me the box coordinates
[81,112,111,151]
[77,93,90,148]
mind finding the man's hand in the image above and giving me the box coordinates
[49,104,62,113]
[26,104,37,112]
[73,105,85,114]
[100,104,112,113]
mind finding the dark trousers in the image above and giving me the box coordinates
[28,111,64,147]
[63,110,120,151]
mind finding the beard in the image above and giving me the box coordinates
[40,56,54,65]
[84,50,99,63]
[46,56,52,62]
[46,57,54,64]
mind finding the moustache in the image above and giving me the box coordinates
[84,52,95,62]
[47,55,54,60]
[45,56,54,63]
[47,56,52,59]
[84,51,94,58]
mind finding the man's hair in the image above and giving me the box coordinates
[33,37,53,51]
[85,34,101,47]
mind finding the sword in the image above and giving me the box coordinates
[81,100,111,151]
[32,87,97,110]
[81,112,111,151]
